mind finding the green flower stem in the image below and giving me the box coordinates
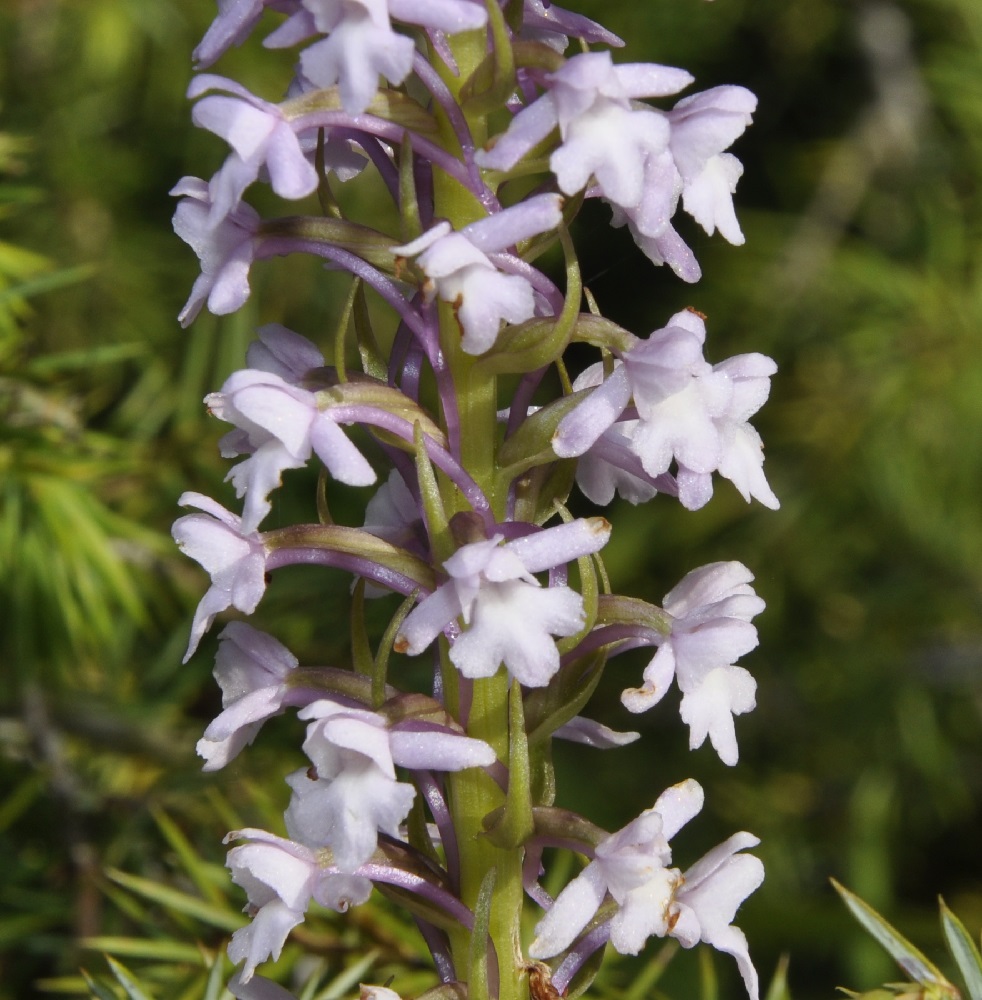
[431,26,526,1000]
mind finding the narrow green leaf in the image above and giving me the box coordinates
[763,954,792,1000]
[699,946,719,1000]
[332,276,361,382]
[481,680,534,848]
[832,880,951,988]
[80,968,121,1000]
[373,591,416,709]
[414,419,451,562]
[0,263,95,307]
[940,898,982,1000]
[104,869,243,933]
[468,868,496,1000]
[350,578,375,678]
[398,132,422,244]
[82,936,206,963]
[149,806,225,906]
[353,282,387,380]
[105,956,155,1000]
[202,951,229,1000]
[312,950,381,1000]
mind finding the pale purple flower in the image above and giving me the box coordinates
[226,828,372,983]
[520,0,624,52]
[292,0,485,115]
[285,700,495,869]
[529,778,703,958]
[245,323,326,383]
[476,52,691,211]
[669,86,757,245]
[188,75,319,223]
[554,717,639,748]
[206,367,376,533]
[670,831,765,1000]
[171,493,268,662]
[676,352,780,511]
[393,193,563,355]
[554,310,777,511]
[197,622,315,770]
[194,0,301,69]
[172,176,260,326]
[621,562,765,766]
[561,364,675,506]
[395,517,611,687]
[530,779,762,998]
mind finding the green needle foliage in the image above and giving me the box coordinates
[2,0,982,998]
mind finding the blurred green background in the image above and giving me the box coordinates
[1,0,981,997]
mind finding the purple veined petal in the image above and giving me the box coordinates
[529,859,608,959]
[395,582,464,655]
[392,220,452,258]
[449,582,584,686]
[651,777,704,841]
[193,95,276,160]
[246,323,325,381]
[626,218,702,283]
[608,867,679,953]
[682,831,761,892]
[682,153,745,243]
[227,378,316,457]
[227,842,317,911]
[389,0,487,32]
[462,193,563,254]
[309,413,377,486]
[523,0,624,49]
[475,95,559,172]
[614,62,695,99]
[188,73,267,105]
[388,727,496,770]
[197,686,285,770]
[193,0,281,69]
[263,7,317,48]
[505,517,611,573]
[679,665,757,765]
[718,422,780,509]
[553,365,633,458]
[228,899,305,982]
[264,122,320,199]
[663,560,756,614]
[317,715,397,775]
[553,717,640,748]
[621,642,676,714]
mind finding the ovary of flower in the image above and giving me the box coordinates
[284,700,495,870]
[395,517,611,687]
[392,193,563,355]
[197,622,314,771]
[226,828,372,983]
[207,368,376,533]
[172,176,260,327]
[171,493,268,662]
[621,562,765,766]
[188,75,319,224]
[529,778,704,959]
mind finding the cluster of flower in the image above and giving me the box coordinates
[172,2,775,998]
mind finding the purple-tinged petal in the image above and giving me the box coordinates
[475,95,559,172]
[505,516,611,573]
[529,860,608,959]
[554,717,640,748]
[553,364,633,458]
[388,728,496,769]
[462,194,563,254]
[246,323,325,381]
